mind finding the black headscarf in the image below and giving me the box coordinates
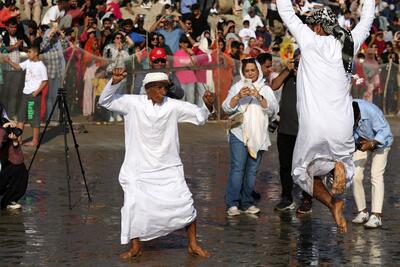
[305,7,354,74]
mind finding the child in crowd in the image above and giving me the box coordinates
[92,67,109,122]
[4,45,48,147]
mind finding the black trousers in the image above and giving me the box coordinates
[277,133,297,201]
[277,133,312,202]
[0,162,29,209]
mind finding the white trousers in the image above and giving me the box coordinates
[352,147,390,213]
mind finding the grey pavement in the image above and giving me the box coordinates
[0,119,399,266]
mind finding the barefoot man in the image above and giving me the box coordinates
[277,0,374,232]
[99,69,213,259]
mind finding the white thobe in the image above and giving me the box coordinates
[99,80,210,244]
[277,0,375,194]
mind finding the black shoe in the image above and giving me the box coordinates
[296,199,312,214]
[274,198,295,211]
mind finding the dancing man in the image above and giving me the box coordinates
[277,0,375,232]
[99,69,214,259]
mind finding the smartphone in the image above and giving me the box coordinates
[243,78,252,88]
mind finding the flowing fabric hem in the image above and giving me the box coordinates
[293,155,354,195]
[120,211,197,244]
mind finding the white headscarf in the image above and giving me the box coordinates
[239,60,270,158]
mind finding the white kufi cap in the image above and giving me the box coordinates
[143,72,169,86]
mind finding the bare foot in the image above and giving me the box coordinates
[188,244,210,258]
[23,141,38,147]
[119,247,142,260]
[331,199,347,233]
[332,161,346,195]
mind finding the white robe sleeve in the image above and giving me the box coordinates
[98,79,130,115]
[261,85,279,119]
[277,0,315,48]
[222,84,240,114]
[351,0,375,52]
[176,101,210,125]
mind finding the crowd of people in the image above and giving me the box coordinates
[0,0,398,260]
[0,0,398,126]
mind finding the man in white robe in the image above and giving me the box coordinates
[277,0,375,232]
[99,69,214,259]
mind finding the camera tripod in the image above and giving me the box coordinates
[28,88,92,209]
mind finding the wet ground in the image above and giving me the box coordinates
[0,118,399,266]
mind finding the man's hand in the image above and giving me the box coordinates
[3,120,17,129]
[287,59,295,72]
[111,68,127,85]
[358,139,377,152]
[8,132,18,142]
[203,90,215,112]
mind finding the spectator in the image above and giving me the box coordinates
[189,4,209,40]
[4,44,48,147]
[22,0,42,26]
[0,0,19,30]
[139,47,184,100]
[150,14,188,54]
[180,0,197,19]
[173,35,197,104]
[41,0,71,29]
[39,28,68,120]
[352,99,393,228]
[243,6,264,32]
[223,58,278,216]
[0,105,29,210]
[1,18,26,118]
[238,20,256,48]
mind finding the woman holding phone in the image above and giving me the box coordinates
[222,57,278,216]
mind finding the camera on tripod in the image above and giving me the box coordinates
[1,118,23,137]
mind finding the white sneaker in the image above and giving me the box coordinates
[364,214,382,228]
[244,205,260,214]
[352,211,369,224]
[7,202,22,210]
[227,206,241,216]
[116,115,123,122]
[109,116,115,122]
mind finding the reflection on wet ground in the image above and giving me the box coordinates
[0,122,399,266]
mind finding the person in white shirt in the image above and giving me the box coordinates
[243,6,264,32]
[5,45,48,147]
[277,0,375,233]
[99,69,214,259]
[41,0,70,28]
[239,20,256,48]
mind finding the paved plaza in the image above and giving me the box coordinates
[0,119,399,266]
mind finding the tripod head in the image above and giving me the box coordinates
[57,87,67,97]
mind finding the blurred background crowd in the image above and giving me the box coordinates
[0,0,399,123]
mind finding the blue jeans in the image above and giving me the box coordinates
[225,132,264,210]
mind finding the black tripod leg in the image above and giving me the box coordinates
[62,95,92,203]
[60,105,73,210]
[28,96,60,172]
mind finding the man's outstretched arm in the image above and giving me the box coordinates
[99,68,129,115]
[351,0,375,52]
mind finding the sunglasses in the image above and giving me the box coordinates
[152,58,166,64]
[152,37,158,41]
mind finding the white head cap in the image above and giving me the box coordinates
[143,72,169,87]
